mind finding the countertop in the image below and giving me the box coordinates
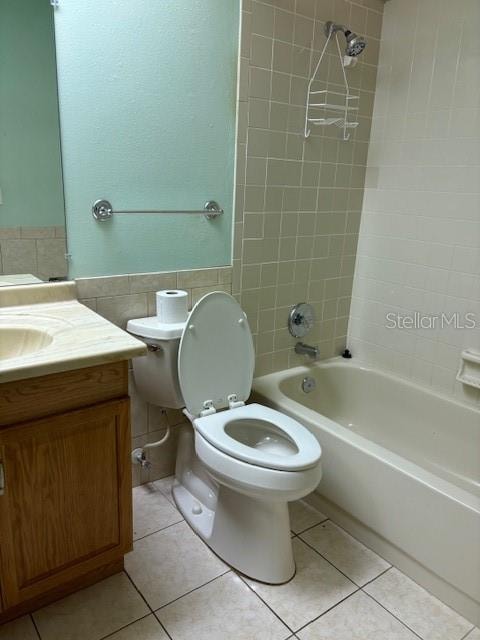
[0,281,147,384]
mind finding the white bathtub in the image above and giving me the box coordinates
[253,358,480,625]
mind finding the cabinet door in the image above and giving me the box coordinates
[0,399,132,608]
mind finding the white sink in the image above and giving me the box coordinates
[0,326,53,361]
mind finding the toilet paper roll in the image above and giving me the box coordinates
[156,289,188,324]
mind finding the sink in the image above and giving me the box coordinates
[0,327,53,361]
[0,281,147,383]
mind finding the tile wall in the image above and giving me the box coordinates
[233,0,383,375]
[0,226,67,281]
[75,267,232,484]
[74,0,384,484]
[348,0,480,406]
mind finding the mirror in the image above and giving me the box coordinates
[0,0,67,286]
[53,0,238,279]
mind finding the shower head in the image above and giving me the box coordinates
[325,21,367,57]
[344,30,367,56]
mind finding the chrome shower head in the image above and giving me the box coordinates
[325,21,367,57]
[344,30,367,57]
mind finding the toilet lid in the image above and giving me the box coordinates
[178,292,255,417]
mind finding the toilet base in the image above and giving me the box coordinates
[173,424,295,584]
[173,481,295,584]
[210,485,295,583]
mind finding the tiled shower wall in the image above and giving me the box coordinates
[348,0,480,406]
[233,0,383,375]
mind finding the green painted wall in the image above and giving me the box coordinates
[0,0,65,227]
[54,0,239,278]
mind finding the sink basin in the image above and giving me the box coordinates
[0,327,53,361]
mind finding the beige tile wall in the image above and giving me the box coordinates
[233,0,383,375]
[0,226,67,281]
[75,267,232,485]
[349,0,480,406]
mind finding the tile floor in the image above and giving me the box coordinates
[1,477,478,640]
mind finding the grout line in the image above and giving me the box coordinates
[98,613,156,640]
[155,618,174,640]
[459,626,476,640]
[293,588,361,635]
[253,0,385,21]
[358,565,392,589]
[292,515,329,536]
[123,570,154,614]
[235,572,295,635]
[297,521,393,591]
[153,569,231,613]
[360,589,425,640]
[295,534,360,588]
[154,616,175,640]
[29,614,42,640]
[155,487,177,507]
[132,516,184,543]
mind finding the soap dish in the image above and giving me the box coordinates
[456,349,480,389]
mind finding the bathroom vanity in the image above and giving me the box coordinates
[0,283,146,622]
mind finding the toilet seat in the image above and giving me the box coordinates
[178,291,321,475]
[194,403,320,471]
[194,426,322,502]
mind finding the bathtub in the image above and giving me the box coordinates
[253,359,480,625]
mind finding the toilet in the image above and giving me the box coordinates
[128,291,322,584]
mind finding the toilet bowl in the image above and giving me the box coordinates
[128,291,322,583]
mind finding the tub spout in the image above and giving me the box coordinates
[295,342,319,359]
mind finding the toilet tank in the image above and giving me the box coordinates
[127,317,186,409]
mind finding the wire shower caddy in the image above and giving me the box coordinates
[304,31,359,141]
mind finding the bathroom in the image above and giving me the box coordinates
[0,0,478,637]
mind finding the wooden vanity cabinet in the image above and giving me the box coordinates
[0,361,132,622]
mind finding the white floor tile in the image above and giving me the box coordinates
[289,500,327,534]
[0,615,38,640]
[157,572,290,640]
[364,568,473,640]
[125,520,227,610]
[105,615,169,639]
[133,483,183,540]
[245,538,356,631]
[152,475,176,505]
[33,573,149,640]
[300,520,390,586]
[297,591,418,639]
[464,628,480,640]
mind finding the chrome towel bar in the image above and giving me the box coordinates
[92,199,223,221]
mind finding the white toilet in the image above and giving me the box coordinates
[128,291,322,583]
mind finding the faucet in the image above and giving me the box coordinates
[295,342,319,359]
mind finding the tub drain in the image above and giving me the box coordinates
[302,377,316,393]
